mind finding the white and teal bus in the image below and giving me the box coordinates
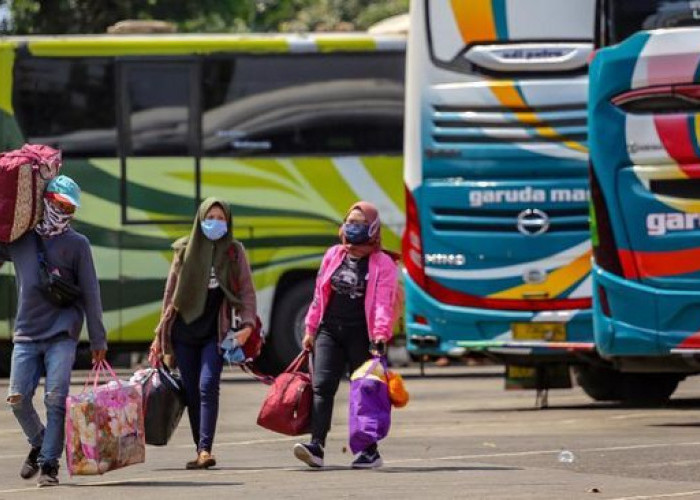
[0,33,406,373]
[403,1,598,395]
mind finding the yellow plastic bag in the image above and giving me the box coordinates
[387,371,409,408]
[350,359,387,383]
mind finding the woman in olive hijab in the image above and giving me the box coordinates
[151,198,257,469]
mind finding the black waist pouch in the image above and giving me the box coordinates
[34,233,81,308]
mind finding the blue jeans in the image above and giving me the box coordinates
[172,337,223,453]
[7,335,77,466]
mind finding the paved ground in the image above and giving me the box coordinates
[2,365,700,499]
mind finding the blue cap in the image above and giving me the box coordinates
[45,175,81,207]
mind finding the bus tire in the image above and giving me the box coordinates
[617,373,681,405]
[269,279,314,371]
[574,364,624,401]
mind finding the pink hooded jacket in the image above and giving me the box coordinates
[305,244,399,342]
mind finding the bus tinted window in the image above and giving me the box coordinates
[13,57,117,156]
[124,64,191,156]
[606,0,700,45]
[202,53,404,156]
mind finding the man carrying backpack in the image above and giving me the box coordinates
[0,175,107,488]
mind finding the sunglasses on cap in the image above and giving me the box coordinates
[46,196,76,215]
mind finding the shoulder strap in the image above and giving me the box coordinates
[33,231,50,270]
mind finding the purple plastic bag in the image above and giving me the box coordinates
[348,357,392,454]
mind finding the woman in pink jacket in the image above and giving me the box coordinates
[293,201,399,470]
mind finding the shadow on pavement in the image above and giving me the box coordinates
[649,422,700,428]
[291,465,520,473]
[453,398,700,413]
[151,466,284,472]
[377,465,521,473]
[66,481,243,488]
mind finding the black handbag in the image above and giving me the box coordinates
[141,365,186,446]
[34,233,81,308]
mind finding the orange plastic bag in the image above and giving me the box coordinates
[387,371,409,408]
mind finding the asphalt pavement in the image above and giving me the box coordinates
[2,364,700,499]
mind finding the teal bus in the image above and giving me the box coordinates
[402,0,603,398]
[0,33,406,373]
[588,0,700,401]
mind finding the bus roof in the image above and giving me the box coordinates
[0,33,406,57]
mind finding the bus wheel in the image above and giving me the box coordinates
[617,373,681,405]
[269,280,314,371]
[574,364,624,401]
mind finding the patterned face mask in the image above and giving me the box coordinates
[35,199,73,238]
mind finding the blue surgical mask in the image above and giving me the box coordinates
[224,346,246,364]
[201,219,228,241]
[221,335,246,364]
[343,223,370,244]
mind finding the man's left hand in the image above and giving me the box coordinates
[92,349,107,364]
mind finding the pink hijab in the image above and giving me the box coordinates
[339,201,381,258]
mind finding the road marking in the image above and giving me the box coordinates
[611,491,700,500]
[174,436,297,449]
[0,466,297,494]
[384,441,700,465]
[610,413,665,420]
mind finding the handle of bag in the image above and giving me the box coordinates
[285,349,313,376]
[239,362,275,385]
[83,360,122,393]
[362,356,386,380]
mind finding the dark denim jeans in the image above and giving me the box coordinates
[172,337,224,453]
[7,334,77,466]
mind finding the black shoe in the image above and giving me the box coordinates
[20,447,41,480]
[351,449,383,469]
[293,442,324,468]
[37,462,59,488]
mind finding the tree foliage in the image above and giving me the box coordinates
[0,0,408,35]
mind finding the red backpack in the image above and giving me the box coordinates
[0,144,62,243]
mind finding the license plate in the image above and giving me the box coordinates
[511,322,566,341]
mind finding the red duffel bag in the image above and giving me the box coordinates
[0,144,62,243]
[257,350,313,436]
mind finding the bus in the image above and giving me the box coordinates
[403,0,598,396]
[589,0,700,401]
[0,33,406,374]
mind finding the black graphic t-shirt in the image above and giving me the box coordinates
[172,267,224,346]
[323,255,369,324]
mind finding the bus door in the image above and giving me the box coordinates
[116,59,201,341]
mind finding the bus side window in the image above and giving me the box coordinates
[13,57,117,157]
[201,53,405,157]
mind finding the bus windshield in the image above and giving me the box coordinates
[427,0,592,73]
[604,0,700,45]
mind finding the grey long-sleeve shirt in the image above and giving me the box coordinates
[0,229,107,350]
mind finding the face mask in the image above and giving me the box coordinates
[224,346,246,364]
[201,219,228,241]
[343,223,371,245]
[221,336,246,364]
[35,199,73,238]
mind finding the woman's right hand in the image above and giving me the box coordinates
[302,331,314,351]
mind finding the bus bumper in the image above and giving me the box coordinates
[404,273,594,362]
[594,265,700,358]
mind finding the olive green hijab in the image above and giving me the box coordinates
[172,197,241,324]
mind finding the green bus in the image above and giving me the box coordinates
[0,33,406,373]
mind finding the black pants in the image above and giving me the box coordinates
[311,321,371,446]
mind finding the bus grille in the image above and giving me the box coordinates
[430,206,590,234]
[430,104,587,145]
